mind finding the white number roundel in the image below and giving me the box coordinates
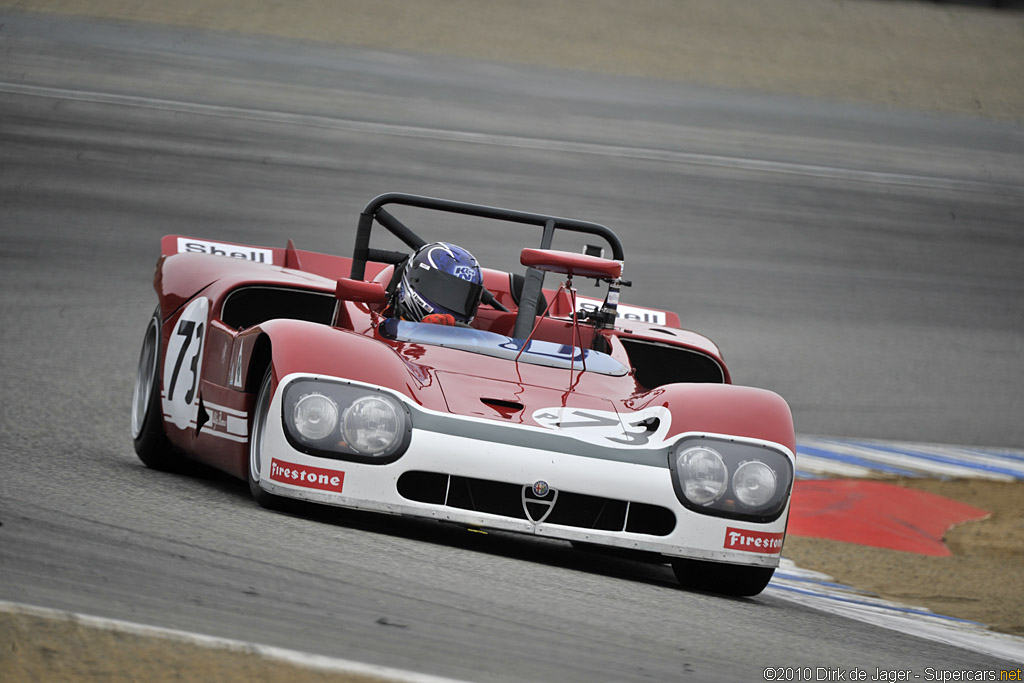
[162,297,209,430]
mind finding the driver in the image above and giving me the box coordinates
[387,242,484,326]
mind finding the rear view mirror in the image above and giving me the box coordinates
[520,248,622,280]
[336,278,387,305]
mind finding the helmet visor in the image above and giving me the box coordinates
[409,267,483,321]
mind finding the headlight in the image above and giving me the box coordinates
[733,460,778,509]
[670,436,793,522]
[676,446,728,505]
[342,396,402,455]
[282,379,412,463]
[292,393,339,441]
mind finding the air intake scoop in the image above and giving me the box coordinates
[436,372,615,424]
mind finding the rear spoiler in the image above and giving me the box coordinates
[161,236,679,327]
[163,235,280,264]
[161,235,366,280]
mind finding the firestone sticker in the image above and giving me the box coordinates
[531,406,671,448]
[269,458,345,493]
[162,297,208,430]
[724,527,784,554]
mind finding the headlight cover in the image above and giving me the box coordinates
[342,396,403,456]
[292,393,339,441]
[669,435,793,522]
[733,460,778,509]
[677,446,728,505]
[282,379,412,464]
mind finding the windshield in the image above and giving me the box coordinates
[379,318,628,376]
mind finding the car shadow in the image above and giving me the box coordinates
[155,457,764,602]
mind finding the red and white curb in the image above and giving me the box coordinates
[785,436,1024,659]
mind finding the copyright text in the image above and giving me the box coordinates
[763,668,1022,681]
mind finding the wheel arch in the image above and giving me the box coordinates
[631,382,795,454]
[250,319,428,402]
[245,333,273,394]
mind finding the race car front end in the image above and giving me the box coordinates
[253,372,795,589]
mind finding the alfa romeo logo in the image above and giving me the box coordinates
[523,481,557,524]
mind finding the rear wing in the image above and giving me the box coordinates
[162,235,680,328]
[161,235,359,281]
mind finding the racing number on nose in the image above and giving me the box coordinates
[168,319,203,404]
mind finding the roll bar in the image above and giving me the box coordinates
[350,193,626,339]
[350,193,624,280]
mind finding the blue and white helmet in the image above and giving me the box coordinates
[394,242,484,323]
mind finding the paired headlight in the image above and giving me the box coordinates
[677,446,729,505]
[732,460,778,508]
[292,393,340,441]
[670,436,792,522]
[282,380,411,463]
[342,396,405,456]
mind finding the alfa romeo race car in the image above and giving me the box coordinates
[131,193,795,596]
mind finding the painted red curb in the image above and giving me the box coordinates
[787,480,989,556]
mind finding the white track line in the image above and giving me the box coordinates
[0,600,470,683]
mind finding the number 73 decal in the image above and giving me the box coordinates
[163,297,208,430]
[531,406,672,448]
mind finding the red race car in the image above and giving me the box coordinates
[131,193,795,596]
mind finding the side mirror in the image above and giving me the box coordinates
[520,248,623,280]
[335,278,387,305]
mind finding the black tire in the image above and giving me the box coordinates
[132,309,186,471]
[248,367,292,510]
[671,557,775,597]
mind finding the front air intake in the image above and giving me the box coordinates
[397,471,675,536]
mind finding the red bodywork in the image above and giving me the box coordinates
[153,235,793,481]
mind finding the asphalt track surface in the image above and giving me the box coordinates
[1,10,1023,682]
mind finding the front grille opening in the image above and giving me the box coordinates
[625,502,676,536]
[447,476,524,518]
[547,492,627,531]
[396,470,448,505]
[396,471,675,536]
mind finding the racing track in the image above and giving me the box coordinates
[2,11,1023,682]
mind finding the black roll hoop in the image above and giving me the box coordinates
[349,193,626,334]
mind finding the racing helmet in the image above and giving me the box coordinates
[393,242,484,323]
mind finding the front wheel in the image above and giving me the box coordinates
[248,367,292,510]
[671,557,775,597]
[132,309,186,471]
